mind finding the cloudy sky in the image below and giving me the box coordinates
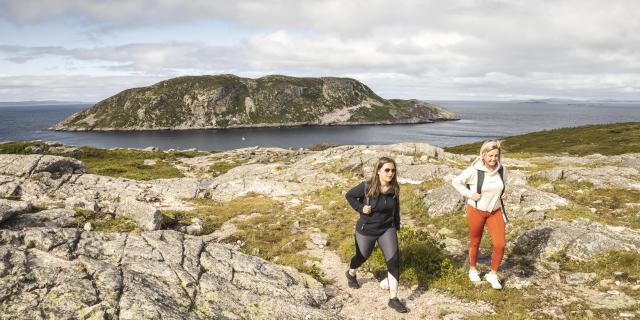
[1,0,639,102]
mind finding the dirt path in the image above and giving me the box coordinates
[304,242,494,320]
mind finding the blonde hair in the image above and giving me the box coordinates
[479,140,502,164]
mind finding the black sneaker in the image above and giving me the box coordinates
[388,297,408,313]
[345,270,360,289]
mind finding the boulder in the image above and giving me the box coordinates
[421,184,465,216]
[116,198,162,231]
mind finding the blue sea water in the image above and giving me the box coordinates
[1,101,639,150]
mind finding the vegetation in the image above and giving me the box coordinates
[530,178,640,228]
[73,209,142,233]
[445,122,640,156]
[0,141,203,180]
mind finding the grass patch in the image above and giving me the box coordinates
[162,194,282,234]
[0,142,200,180]
[555,250,640,281]
[541,179,640,228]
[433,264,543,320]
[230,212,324,282]
[445,122,640,156]
[207,161,241,177]
[73,209,142,233]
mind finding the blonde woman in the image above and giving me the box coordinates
[344,157,407,313]
[452,140,507,289]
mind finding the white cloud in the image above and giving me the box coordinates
[0,0,639,100]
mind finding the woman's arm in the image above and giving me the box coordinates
[452,166,475,198]
[394,197,400,230]
[345,181,367,213]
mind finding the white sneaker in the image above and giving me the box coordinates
[379,277,389,290]
[468,269,481,282]
[484,272,502,289]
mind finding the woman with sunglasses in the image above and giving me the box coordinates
[344,157,407,313]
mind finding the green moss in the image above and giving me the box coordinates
[445,122,640,156]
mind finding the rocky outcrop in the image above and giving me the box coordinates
[52,74,459,131]
[532,166,640,190]
[0,228,337,319]
[0,155,201,230]
[511,219,640,261]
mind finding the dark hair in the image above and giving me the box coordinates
[367,157,400,198]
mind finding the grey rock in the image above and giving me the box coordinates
[565,272,597,285]
[25,145,44,153]
[422,184,465,216]
[538,183,555,192]
[589,291,638,309]
[504,276,532,289]
[48,146,83,157]
[143,146,159,152]
[540,306,565,319]
[44,141,63,146]
[116,198,162,231]
[523,210,546,221]
[532,166,640,190]
[0,229,337,319]
[442,237,466,257]
[443,313,466,320]
[186,218,202,235]
[310,232,328,248]
[0,176,20,198]
[512,219,640,261]
[1,208,75,229]
[143,159,157,166]
[0,199,32,224]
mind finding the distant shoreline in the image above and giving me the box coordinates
[49,118,460,132]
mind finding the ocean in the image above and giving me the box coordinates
[1,101,640,150]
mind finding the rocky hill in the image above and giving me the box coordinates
[52,74,458,131]
[1,126,639,318]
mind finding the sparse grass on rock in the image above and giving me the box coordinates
[445,122,640,156]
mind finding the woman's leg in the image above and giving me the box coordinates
[486,209,506,272]
[466,205,488,268]
[349,232,378,271]
[377,228,400,298]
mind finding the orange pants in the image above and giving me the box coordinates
[466,204,505,272]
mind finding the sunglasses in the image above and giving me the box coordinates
[383,168,396,173]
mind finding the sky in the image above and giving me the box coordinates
[0,0,639,102]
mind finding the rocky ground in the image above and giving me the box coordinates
[1,142,639,319]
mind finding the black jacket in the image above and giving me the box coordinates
[345,181,400,236]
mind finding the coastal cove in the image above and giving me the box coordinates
[2,101,640,150]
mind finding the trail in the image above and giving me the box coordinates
[304,241,494,320]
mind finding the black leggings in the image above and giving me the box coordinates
[349,228,400,281]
